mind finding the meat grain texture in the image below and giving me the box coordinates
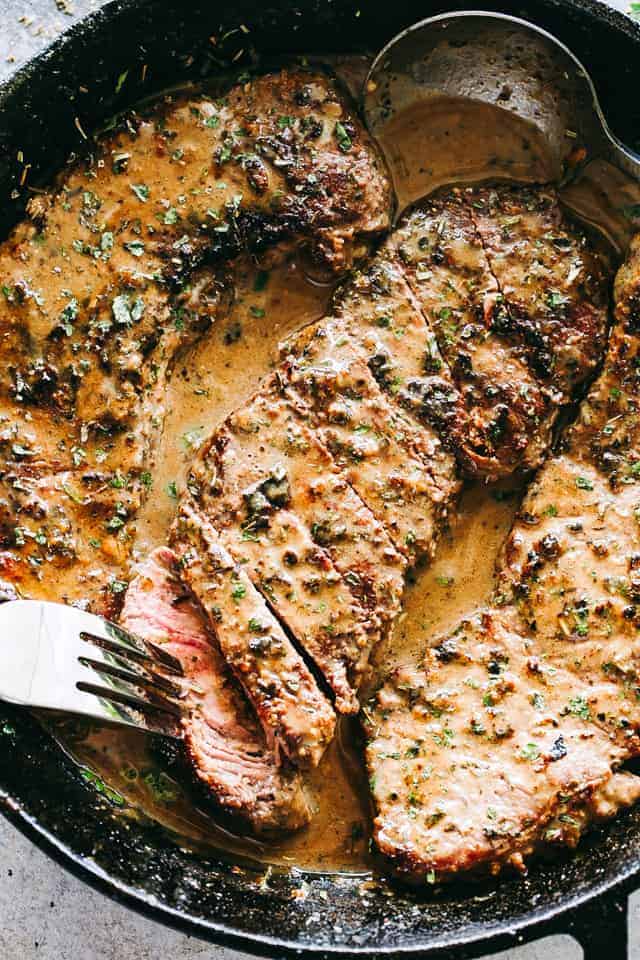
[121,547,312,833]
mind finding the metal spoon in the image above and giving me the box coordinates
[363,10,640,253]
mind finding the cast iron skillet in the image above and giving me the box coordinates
[1,0,640,956]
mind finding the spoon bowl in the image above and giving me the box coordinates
[363,10,640,252]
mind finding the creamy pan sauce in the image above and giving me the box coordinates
[45,60,619,877]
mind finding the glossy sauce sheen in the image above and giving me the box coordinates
[46,62,616,875]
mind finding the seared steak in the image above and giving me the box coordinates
[365,236,640,883]
[170,501,336,768]
[0,56,618,847]
[178,378,406,714]
[281,318,459,562]
[0,68,391,612]
[174,184,609,746]
[387,186,610,479]
[121,547,311,834]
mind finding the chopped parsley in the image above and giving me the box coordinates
[567,695,591,721]
[162,207,179,225]
[124,240,145,257]
[80,767,125,806]
[115,70,128,94]
[130,183,150,202]
[231,582,247,602]
[575,476,593,491]
[334,121,352,153]
[112,294,145,327]
[435,574,454,587]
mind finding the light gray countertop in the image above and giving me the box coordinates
[0,1,637,958]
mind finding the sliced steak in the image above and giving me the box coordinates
[183,377,406,712]
[173,182,608,765]
[364,234,636,883]
[180,471,371,710]
[120,547,311,834]
[281,316,459,562]
[170,502,336,767]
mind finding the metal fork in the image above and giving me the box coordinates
[0,600,184,737]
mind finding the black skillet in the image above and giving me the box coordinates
[1,0,640,956]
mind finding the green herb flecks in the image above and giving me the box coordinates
[130,183,150,202]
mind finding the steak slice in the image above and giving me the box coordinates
[180,472,371,712]
[120,547,311,834]
[281,316,459,562]
[170,502,336,768]
[470,185,609,398]
[364,235,639,883]
[184,378,406,712]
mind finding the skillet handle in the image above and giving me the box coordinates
[564,885,628,960]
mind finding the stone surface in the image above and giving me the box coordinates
[0,0,637,958]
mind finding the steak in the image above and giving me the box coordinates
[0,68,392,612]
[0,57,617,844]
[120,547,311,834]
[365,235,640,882]
[173,184,609,745]
[177,378,406,714]
[386,186,610,479]
[170,501,336,768]
[281,317,459,562]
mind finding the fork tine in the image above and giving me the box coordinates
[101,621,185,675]
[0,600,185,739]
[75,680,183,719]
[78,656,184,701]
[80,630,184,677]
[78,638,184,694]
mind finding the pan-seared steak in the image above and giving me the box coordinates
[176,377,406,715]
[386,186,610,479]
[0,68,392,612]
[365,236,640,882]
[173,184,610,755]
[171,501,336,768]
[281,314,459,563]
[0,55,618,845]
[121,547,311,834]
